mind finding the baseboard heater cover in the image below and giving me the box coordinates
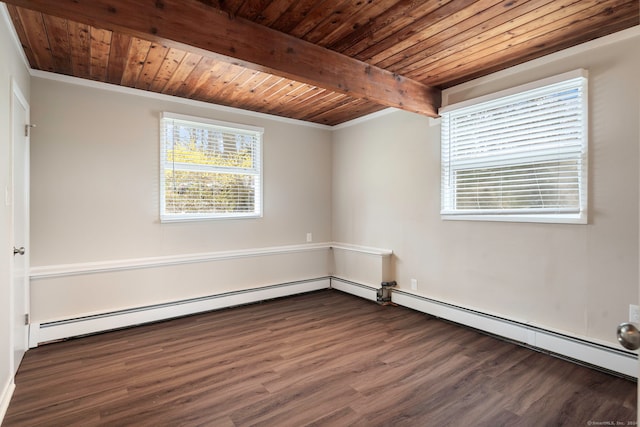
[330,277,378,302]
[30,278,331,346]
[392,290,638,379]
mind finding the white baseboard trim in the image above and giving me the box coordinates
[392,290,638,379]
[28,271,635,378]
[330,277,379,302]
[0,379,15,424]
[31,278,330,345]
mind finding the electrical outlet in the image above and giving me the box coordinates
[306,232,313,243]
[630,304,640,323]
[410,278,418,291]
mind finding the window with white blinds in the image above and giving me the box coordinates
[440,70,588,224]
[160,113,263,222]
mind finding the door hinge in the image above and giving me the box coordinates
[25,124,36,137]
[24,313,29,325]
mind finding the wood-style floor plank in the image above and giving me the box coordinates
[4,290,636,426]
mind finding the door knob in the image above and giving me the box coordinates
[13,246,25,256]
[617,322,640,350]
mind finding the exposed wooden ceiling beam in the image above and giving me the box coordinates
[5,0,441,117]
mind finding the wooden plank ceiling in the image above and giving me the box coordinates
[5,0,639,126]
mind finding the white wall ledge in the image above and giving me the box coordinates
[330,242,393,256]
[29,242,392,279]
[30,243,332,279]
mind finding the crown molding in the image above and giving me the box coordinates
[30,69,334,130]
[0,3,30,70]
[443,25,640,106]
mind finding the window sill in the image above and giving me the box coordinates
[440,213,587,225]
[161,213,263,223]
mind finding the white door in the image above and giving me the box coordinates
[11,80,30,375]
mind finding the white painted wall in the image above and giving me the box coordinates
[332,29,640,347]
[29,77,333,323]
[0,5,30,419]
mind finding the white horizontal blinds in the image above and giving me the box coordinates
[441,76,587,217]
[161,114,262,220]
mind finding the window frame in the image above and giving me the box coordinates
[159,112,264,223]
[440,69,589,224]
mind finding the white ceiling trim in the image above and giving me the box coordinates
[0,3,31,70]
[30,69,334,130]
[443,25,640,106]
[330,107,400,131]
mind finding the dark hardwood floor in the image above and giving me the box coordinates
[4,289,636,426]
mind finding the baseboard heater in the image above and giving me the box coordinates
[392,290,638,379]
[330,277,379,301]
[30,278,331,346]
[28,278,636,379]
